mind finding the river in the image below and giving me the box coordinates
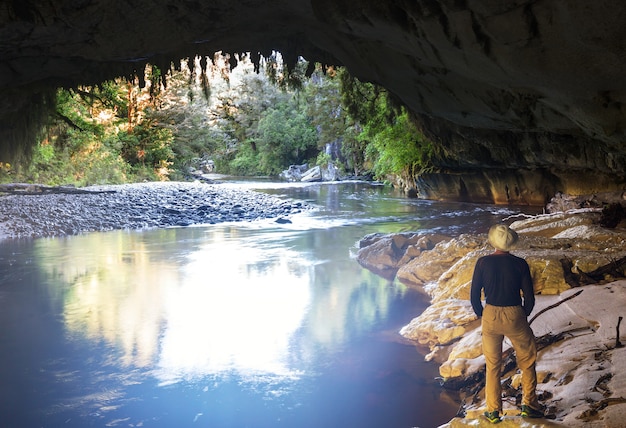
[0,181,539,428]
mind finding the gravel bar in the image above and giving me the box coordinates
[0,181,309,240]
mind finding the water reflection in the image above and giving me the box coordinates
[33,224,403,390]
[2,182,510,427]
[156,230,311,385]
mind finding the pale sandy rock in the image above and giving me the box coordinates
[356,210,626,426]
[439,330,485,378]
[510,210,601,237]
[447,329,483,361]
[551,224,600,239]
[399,299,477,348]
[397,242,425,265]
[524,256,571,295]
[439,356,482,379]
[392,212,626,427]
[396,257,436,286]
[426,251,486,302]
[355,235,404,275]
[533,284,626,425]
[602,349,626,427]
[551,224,626,250]
[439,282,626,427]
[396,234,482,287]
[358,233,450,279]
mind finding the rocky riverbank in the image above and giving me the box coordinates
[357,208,626,427]
[0,181,308,240]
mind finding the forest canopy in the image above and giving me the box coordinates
[0,53,434,190]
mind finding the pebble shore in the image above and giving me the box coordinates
[0,181,308,240]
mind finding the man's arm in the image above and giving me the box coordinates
[470,260,484,317]
[521,261,535,316]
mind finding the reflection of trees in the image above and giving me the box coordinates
[33,221,408,384]
[302,262,399,345]
[35,230,181,368]
[284,226,407,369]
[34,227,314,383]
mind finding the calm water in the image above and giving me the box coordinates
[0,181,538,428]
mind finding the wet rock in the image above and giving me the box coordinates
[385,211,626,422]
[356,233,449,279]
[280,164,308,182]
[301,166,322,182]
[396,235,482,289]
[399,299,477,349]
[358,210,626,386]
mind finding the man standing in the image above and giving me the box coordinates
[470,224,544,424]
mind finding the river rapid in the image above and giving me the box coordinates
[0,180,540,428]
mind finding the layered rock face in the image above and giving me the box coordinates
[2,1,625,203]
[357,213,626,425]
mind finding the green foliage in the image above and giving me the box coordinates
[9,52,433,190]
[340,123,368,176]
[315,151,332,168]
[264,53,309,91]
[119,119,174,169]
[16,85,134,185]
[362,110,432,181]
[228,141,261,175]
[255,102,318,175]
[338,70,433,182]
[304,66,346,149]
[96,80,129,115]
[26,135,130,186]
[148,65,163,102]
[12,78,175,185]
[338,68,394,126]
[196,57,320,176]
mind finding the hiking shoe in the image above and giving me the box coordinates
[483,410,502,424]
[520,404,543,418]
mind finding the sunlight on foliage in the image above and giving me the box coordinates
[7,52,435,194]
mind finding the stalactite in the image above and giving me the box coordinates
[199,55,207,75]
[228,53,237,71]
[137,67,146,89]
[282,50,296,75]
[188,56,195,76]
[200,73,210,102]
[251,51,261,73]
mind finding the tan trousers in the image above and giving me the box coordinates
[482,304,538,412]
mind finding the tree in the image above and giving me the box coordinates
[362,110,432,183]
[256,101,318,175]
[338,69,433,183]
[7,51,433,190]
[303,65,370,176]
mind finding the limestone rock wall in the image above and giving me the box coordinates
[410,117,626,204]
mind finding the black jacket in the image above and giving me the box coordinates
[470,252,535,317]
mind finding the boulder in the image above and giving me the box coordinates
[280,164,308,182]
[399,299,477,349]
[301,165,322,182]
[357,233,449,279]
[396,234,482,288]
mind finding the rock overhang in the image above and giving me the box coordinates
[1,0,626,201]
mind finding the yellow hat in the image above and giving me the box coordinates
[488,224,518,251]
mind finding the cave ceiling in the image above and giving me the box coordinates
[1,0,625,201]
